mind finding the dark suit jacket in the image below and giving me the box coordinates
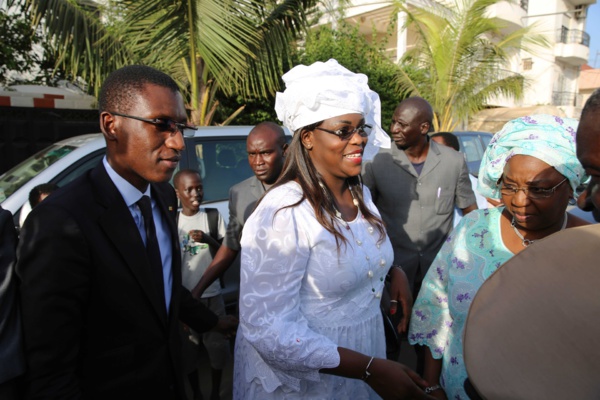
[0,206,24,384]
[16,164,218,399]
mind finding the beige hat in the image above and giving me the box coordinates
[464,224,600,399]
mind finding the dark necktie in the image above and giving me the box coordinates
[137,195,166,310]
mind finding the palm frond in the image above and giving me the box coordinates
[392,0,549,131]
[27,0,135,95]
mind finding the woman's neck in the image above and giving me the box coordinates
[325,178,357,222]
[501,208,568,252]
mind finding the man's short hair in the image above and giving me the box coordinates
[398,97,434,127]
[249,122,287,147]
[431,132,460,151]
[173,168,201,189]
[98,65,180,114]
[581,88,600,121]
[29,183,58,208]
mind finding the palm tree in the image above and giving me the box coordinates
[392,0,549,131]
[26,0,319,125]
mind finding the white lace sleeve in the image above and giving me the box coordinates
[238,184,340,392]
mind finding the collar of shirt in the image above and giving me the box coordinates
[102,157,173,313]
[103,157,151,206]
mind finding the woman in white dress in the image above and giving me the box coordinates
[233,59,434,400]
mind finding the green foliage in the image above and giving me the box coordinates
[393,0,549,131]
[26,0,320,125]
[215,94,279,126]
[0,1,81,87]
[0,4,41,85]
[301,22,404,125]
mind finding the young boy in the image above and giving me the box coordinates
[173,169,229,400]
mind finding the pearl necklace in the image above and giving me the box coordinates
[511,212,568,247]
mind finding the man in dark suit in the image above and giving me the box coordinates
[16,65,237,399]
[0,206,24,400]
[191,122,287,298]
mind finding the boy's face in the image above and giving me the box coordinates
[175,173,203,214]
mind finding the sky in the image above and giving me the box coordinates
[587,3,600,68]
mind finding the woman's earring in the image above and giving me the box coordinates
[569,197,576,205]
[306,145,312,150]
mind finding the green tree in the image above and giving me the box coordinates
[392,0,549,131]
[26,0,319,125]
[0,1,41,85]
[301,22,404,125]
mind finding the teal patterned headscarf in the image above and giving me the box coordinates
[478,114,585,199]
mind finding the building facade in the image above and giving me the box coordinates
[319,0,596,119]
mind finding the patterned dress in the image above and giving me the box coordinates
[234,181,393,399]
[408,207,514,400]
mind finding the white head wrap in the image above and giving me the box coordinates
[275,59,391,160]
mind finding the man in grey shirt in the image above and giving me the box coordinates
[362,97,476,295]
[191,122,288,298]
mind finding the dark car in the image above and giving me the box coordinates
[453,131,494,176]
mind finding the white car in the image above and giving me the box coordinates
[0,126,268,306]
[0,127,266,224]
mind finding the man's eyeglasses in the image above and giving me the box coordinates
[110,112,197,138]
[500,178,568,199]
[315,124,372,141]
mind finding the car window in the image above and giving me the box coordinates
[459,135,486,164]
[53,150,105,187]
[188,139,253,203]
[0,144,76,201]
[480,134,492,148]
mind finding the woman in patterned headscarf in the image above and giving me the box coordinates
[408,114,589,400]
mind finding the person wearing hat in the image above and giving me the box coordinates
[408,114,589,400]
[233,60,433,400]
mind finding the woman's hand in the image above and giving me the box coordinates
[367,358,436,400]
[422,346,446,399]
[389,266,413,334]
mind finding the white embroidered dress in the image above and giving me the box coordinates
[233,181,393,399]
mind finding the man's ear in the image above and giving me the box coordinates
[100,111,117,141]
[281,142,290,156]
[420,121,431,135]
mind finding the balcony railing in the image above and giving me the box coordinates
[556,28,590,47]
[552,91,578,106]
